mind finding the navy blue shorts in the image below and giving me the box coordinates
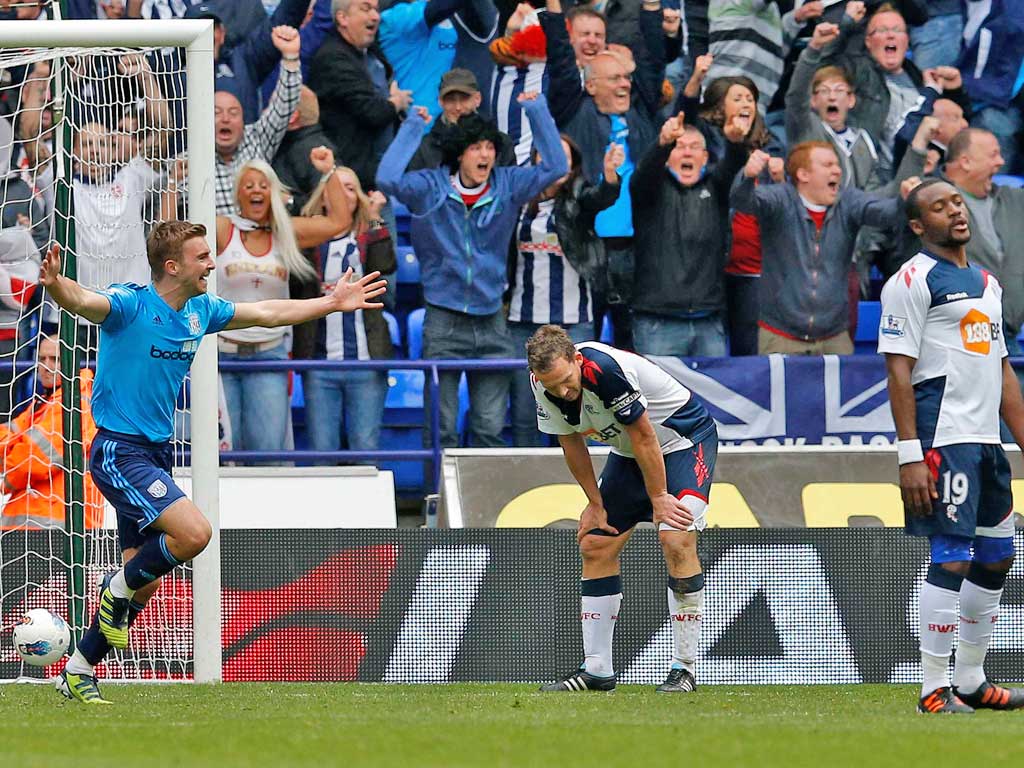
[90,430,186,551]
[905,443,1015,543]
[594,431,718,536]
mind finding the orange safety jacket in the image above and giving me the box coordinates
[0,369,103,529]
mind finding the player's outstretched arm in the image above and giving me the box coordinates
[999,358,1024,450]
[223,268,387,331]
[39,245,111,324]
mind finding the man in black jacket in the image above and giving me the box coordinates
[309,0,413,192]
[630,112,749,356]
[407,68,515,171]
[273,86,337,213]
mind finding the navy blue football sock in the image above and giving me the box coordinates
[75,620,108,666]
[124,533,183,591]
[76,597,147,666]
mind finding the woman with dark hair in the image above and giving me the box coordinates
[507,134,623,447]
[676,55,771,160]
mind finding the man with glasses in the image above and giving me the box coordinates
[540,0,666,348]
[822,2,969,180]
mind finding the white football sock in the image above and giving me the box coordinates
[668,586,703,674]
[953,579,1002,694]
[919,580,958,696]
[64,649,95,677]
[581,592,621,678]
[109,569,134,599]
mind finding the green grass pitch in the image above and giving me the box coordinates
[3,683,1024,767]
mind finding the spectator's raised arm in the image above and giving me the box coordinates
[504,93,569,205]
[247,28,304,164]
[632,0,669,119]
[539,4,584,127]
[784,23,839,145]
[375,107,436,213]
[291,149,356,248]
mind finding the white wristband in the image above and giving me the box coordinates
[897,439,924,465]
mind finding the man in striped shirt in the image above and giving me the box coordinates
[214,25,302,215]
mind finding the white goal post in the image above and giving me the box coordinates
[0,20,220,683]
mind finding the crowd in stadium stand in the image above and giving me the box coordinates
[0,0,1023,457]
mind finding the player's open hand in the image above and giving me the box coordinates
[899,461,937,518]
[330,268,387,312]
[651,492,694,530]
[577,501,618,542]
[40,244,61,288]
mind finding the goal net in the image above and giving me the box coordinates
[0,21,219,683]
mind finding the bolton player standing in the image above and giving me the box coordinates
[880,178,1024,714]
[527,324,716,693]
[41,221,386,704]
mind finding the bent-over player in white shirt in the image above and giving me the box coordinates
[527,326,718,694]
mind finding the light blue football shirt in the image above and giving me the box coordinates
[380,0,458,117]
[92,284,236,442]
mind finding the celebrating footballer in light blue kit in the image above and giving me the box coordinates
[92,284,235,442]
[528,328,716,695]
[39,221,387,705]
[881,178,1024,715]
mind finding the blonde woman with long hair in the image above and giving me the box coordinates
[215,147,351,457]
[298,166,396,459]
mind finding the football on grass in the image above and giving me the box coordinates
[13,608,71,666]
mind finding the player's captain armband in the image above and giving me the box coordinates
[880,314,907,339]
[610,390,642,414]
[897,439,924,465]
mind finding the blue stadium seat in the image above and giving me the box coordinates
[396,246,420,284]
[382,310,401,350]
[994,174,1024,189]
[407,307,425,359]
[854,301,882,354]
[386,369,424,410]
[381,369,425,493]
[600,315,613,343]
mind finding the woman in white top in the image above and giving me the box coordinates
[215,148,350,457]
[298,167,396,458]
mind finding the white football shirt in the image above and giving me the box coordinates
[877,250,1007,448]
[532,341,716,457]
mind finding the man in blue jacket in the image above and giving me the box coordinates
[377,92,567,448]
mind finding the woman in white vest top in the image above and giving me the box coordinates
[298,167,396,459]
[215,149,351,458]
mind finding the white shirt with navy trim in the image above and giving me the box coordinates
[532,342,715,457]
[878,250,1007,448]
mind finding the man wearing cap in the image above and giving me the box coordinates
[408,68,515,171]
[185,0,309,124]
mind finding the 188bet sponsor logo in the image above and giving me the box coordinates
[960,308,1000,355]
